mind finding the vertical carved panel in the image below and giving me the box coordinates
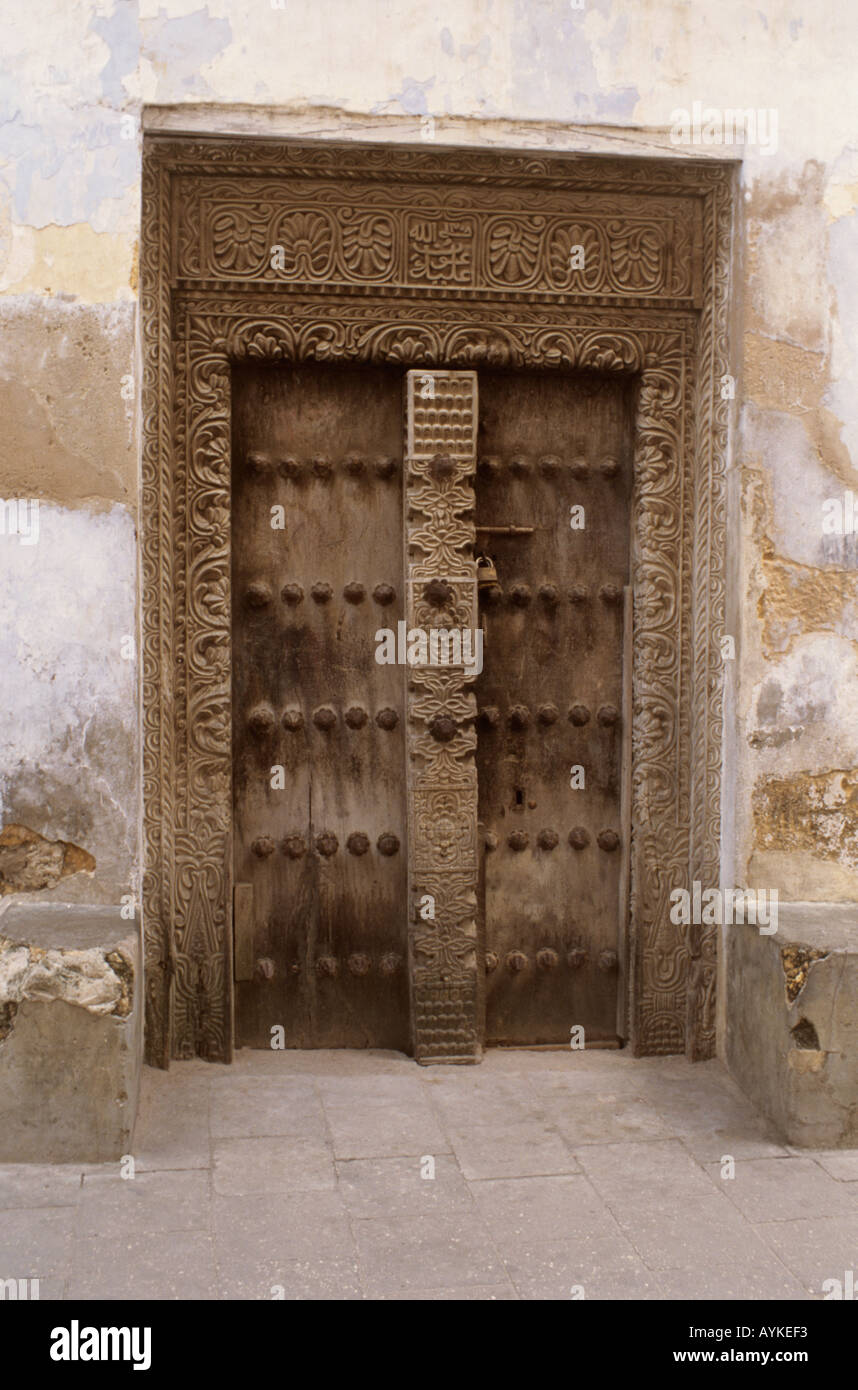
[404,371,480,1062]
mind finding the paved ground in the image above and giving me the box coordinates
[1,1048,857,1300]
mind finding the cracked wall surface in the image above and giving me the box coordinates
[1,2,857,1054]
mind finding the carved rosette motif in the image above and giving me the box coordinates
[404,372,480,1062]
[141,137,734,1066]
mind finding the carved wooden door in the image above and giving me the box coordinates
[474,370,634,1046]
[231,363,409,1049]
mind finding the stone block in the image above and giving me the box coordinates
[726,905,858,1147]
[0,903,141,1162]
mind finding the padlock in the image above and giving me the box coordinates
[476,553,498,590]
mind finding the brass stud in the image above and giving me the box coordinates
[246,451,272,477]
[537,948,559,970]
[509,583,532,606]
[251,836,276,858]
[597,829,620,852]
[311,581,333,603]
[343,582,366,604]
[537,703,559,726]
[312,706,337,731]
[485,951,499,973]
[484,830,498,852]
[597,704,620,727]
[569,585,588,604]
[599,456,620,479]
[569,456,589,480]
[344,706,368,729]
[429,453,456,481]
[377,833,400,856]
[343,455,365,477]
[281,582,304,606]
[508,830,529,852]
[481,583,503,606]
[247,704,276,736]
[567,947,588,969]
[480,705,501,728]
[569,704,590,726]
[568,827,590,850]
[282,708,304,732]
[598,949,619,972]
[372,583,396,605]
[316,832,339,857]
[538,584,559,606]
[316,955,338,976]
[537,829,559,851]
[374,456,397,479]
[282,834,307,859]
[506,950,529,972]
[348,952,371,975]
[378,952,401,976]
[376,707,399,730]
[510,454,530,477]
[312,455,333,480]
[246,581,273,608]
[538,454,561,478]
[478,455,501,480]
[346,832,370,856]
[423,578,453,607]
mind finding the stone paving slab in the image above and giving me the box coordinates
[0,1048,856,1301]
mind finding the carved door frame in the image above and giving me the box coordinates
[140,134,735,1066]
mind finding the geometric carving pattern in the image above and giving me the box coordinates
[141,136,733,1066]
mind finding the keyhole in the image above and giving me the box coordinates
[514,787,524,807]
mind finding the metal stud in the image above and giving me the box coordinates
[376,707,399,730]
[597,829,620,852]
[509,705,531,730]
[597,704,620,727]
[599,456,620,479]
[377,833,400,856]
[537,948,559,970]
[343,455,365,477]
[251,836,276,858]
[373,583,396,606]
[282,834,307,859]
[247,704,276,736]
[569,456,589,479]
[316,833,339,857]
[509,583,532,606]
[378,952,401,976]
[484,830,498,852]
[374,456,397,479]
[537,703,559,726]
[282,708,304,732]
[508,830,529,852]
[538,454,561,478]
[510,454,531,477]
[537,829,559,851]
[346,832,370,856]
[313,706,337,730]
[569,585,588,604]
[429,453,457,481]
[478,455,501,480]
[481,583,503,606]
[343,582,366,604]
[312,455,333,480]
[598,949,618,972]
[277,455,301,481]
[311,582,333,603]
[506,950,529,972]
[480,705,501,728]
[567,947,588,969]
[281,582,304,605]
[246,451,272,477]
[348,952,371,975]
[246,581,273,608]
[429,714,457,742]
[423,578,453,607]
[316,955,338,976]
[485,951,499,973]
[599,583,623,605]
[569,704,590,726]
[344,706,368,729]
[568,827,590,850]
[538,584,559,606]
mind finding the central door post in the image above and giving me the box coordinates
[404,370,482,1063]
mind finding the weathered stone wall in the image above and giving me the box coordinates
[2,1,857,1054]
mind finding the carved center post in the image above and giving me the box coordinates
[403,370,481,1062]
